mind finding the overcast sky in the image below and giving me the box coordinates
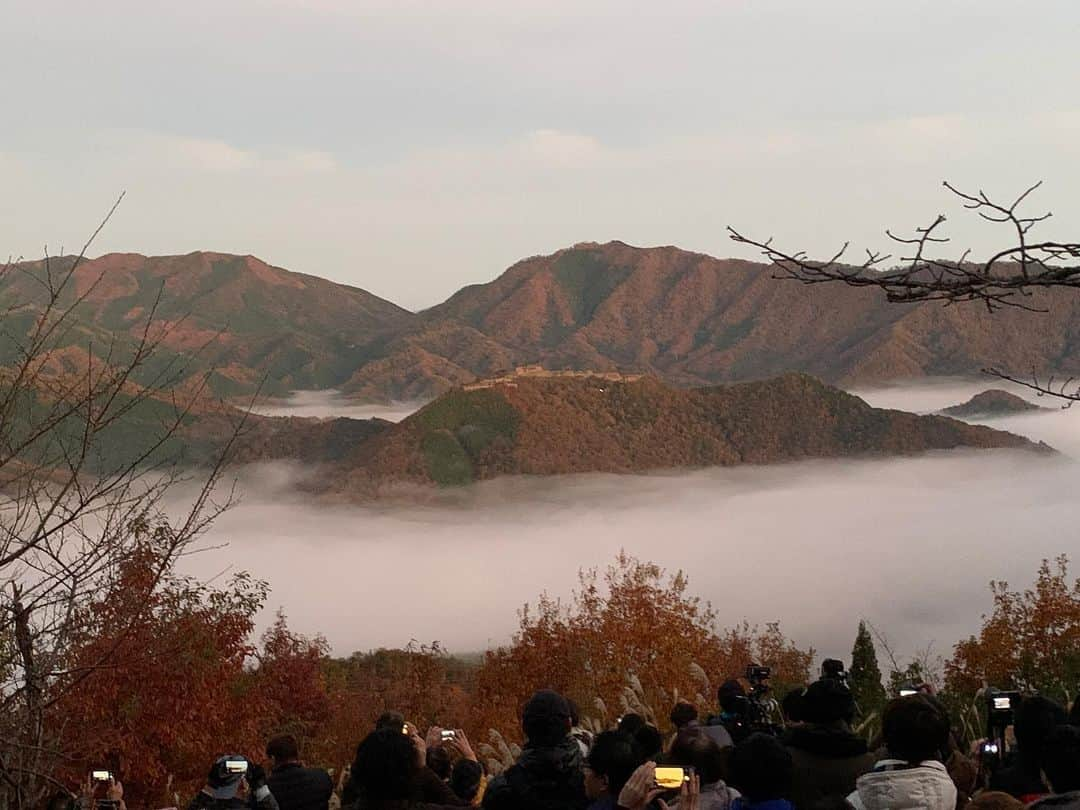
[4,1,1079,309]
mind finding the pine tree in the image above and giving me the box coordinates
[849,620,886,722]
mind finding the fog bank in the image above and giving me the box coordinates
[251,390,421,422]
[181,379,1079,669]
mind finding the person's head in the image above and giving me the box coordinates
[634,724,663,761]
[426,745,452,780]
[266,734,300,767]
[1013,695,1067,753]
[206,756,251,802]
[880,695,950,764]
[1041,723,1080,794]
[375,711,407,733]
[670,700,699,731]
[584,731,642,800]
[45,792,74,810]
[803,679,856,726]
[450,759,484,803]
[964,792,1025,810]
[729,733,793,802]
[781,687,808,726]
[717,680,746,714]
[617,713,645,736]
[567,698,582,728]
[522,690,572,747]
[352,728,419,801]
[668,729,725,785]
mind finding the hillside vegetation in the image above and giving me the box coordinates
[10,243,1080,404]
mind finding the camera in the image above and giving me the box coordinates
[224,760,249,775]
[821,658,848,685]
[980,741,1000,756]
[440,730,456,741]
[987,689,1021,726]
[898,687,919,697]
[91,771,112,783]
[746,665,771,685]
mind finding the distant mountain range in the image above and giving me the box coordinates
[9,242,1080,403]
[232,373,1049,501]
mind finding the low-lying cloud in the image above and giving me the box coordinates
[180,380,1080,672]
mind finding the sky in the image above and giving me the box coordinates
[4,1,1080,309]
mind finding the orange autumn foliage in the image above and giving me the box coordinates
[945,555,1080,705]
[472,552,811,740]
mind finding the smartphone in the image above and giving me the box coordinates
[654,767,688,790]
[91,771,112,782]
[993,696,1012,710]
[401,724,410,735]
[224,760,249,774]
[899,689,918,697]
[440,730,456,741]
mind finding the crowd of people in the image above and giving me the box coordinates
[78,665,1080,810]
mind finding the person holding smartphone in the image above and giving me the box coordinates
[188,756,280,810]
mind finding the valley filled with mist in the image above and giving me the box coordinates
[182,377,1077,665]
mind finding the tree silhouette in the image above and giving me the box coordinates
[849,621,886,723]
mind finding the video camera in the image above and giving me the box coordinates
[980,689,1022,770]
[820,658,848,686]
[731,664,782,736]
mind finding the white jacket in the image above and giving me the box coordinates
[847,759,957,810]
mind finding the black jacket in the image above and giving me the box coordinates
[268,763,334,810]
[782,724,876,810]
[346,769,465,809]
[989,753,1049,800]
[482,737,587,810]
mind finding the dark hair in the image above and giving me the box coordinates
[1014,695,1067,752]
[522,690,572,747]
[375,711,406,733]
[426,745,452,781]
[634,724,663,761]
[782,687,808,724]
[1041,723,1080,793]
[881,695,950,763]
[803,679,856,725]
[586,731,642,797]
[668,729,725,785]
[807,798,855,810]
[964,792,1025,810]
[266,734,300,762]
[352,728,418,800]
[717,680,746,713]
[617,713,645,736]
[670,700,699,730]
[450,759,484,803]
[729,733,792,801]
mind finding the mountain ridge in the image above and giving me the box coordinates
[8,242,1080,404]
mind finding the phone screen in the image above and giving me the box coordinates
[993,697,1011,710]
[654,767,686,790]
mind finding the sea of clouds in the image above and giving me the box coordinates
[180,379,1080,672]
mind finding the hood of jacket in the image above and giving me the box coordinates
[1031,793,1080,810]
[515,736,584,778]
[783,724,869,759]
[848,760,956,810]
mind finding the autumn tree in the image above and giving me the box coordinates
[945,555,1080,707]
[848,621,886,723]
[54,547,269,806]
[473,552,811,742]
[0,201,245,810]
